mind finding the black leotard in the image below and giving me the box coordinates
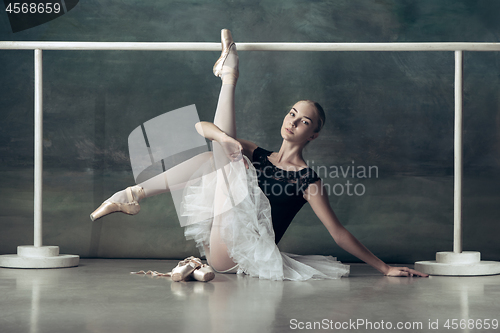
[252,147,321,244]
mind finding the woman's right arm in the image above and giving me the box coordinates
[195,121,257,161]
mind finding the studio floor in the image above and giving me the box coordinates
[1,259,500,333]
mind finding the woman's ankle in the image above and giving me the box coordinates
[108,185,145,204]
[221,45,239,85]
[130,185,145,202]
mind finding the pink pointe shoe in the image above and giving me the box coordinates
[90,185,145,221]
[171,256,202,282]
[192,264,215,282]
[213,29,238,85]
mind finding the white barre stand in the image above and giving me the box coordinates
[414,51,500,276]
[0,42,499,271]
[0,49,79,269]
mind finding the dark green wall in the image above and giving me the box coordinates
[1,0,499,263]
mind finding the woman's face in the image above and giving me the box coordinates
[281,101,320,145]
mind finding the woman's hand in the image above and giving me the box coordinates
[384,266,429,277]
[195,122,249,169]
[218,133,248,168]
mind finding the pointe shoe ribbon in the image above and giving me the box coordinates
[90,185,145,221]
[130,270,172,277]
[213,29,239,85]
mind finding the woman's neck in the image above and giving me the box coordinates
[275,140,306,166]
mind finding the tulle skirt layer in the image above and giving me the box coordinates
[181,155,349,281]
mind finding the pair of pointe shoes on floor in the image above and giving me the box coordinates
[90,29,238,222]
[131,256,216,282]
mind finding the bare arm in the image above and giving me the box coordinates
[305,180,428,277]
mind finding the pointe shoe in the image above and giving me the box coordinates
[213,29,239,85]
[192,264,215,282]
[171,256,202,282]
[90,185,145,221]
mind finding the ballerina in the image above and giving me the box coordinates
[91,29,428,281]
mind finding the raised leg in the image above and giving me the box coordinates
[206,30,240,272]
[212,44,238,137]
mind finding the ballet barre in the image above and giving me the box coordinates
[0,41,499,274]
[1,41,500,51]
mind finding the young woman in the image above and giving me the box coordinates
[91,29,428,280]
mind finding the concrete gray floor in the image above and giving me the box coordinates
[1,260,500,333]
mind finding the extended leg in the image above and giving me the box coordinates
[206,30,241,271]
[90,151,213,221]
[138,151,213,198]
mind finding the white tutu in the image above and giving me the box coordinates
[181,154,349,281]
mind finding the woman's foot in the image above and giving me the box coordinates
[213,29,239,85]
[90,185,145,221]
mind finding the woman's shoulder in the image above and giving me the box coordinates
[297,167,321,195]
[251,146,272,161]
[300,166,320,180]
[254,146,272,156]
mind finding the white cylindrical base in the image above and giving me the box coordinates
[415,251,500,276]
[17,245,59,257]
[436,251,480,264]
[0,246,79,269]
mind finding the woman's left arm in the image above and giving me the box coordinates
[304,180,428,277]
